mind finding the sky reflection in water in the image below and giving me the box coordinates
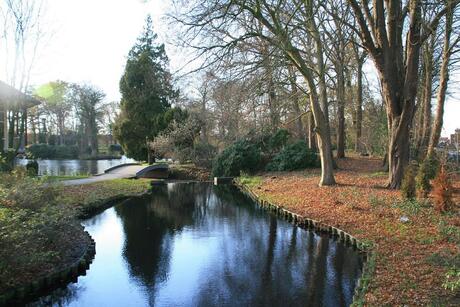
[31,183,363,307]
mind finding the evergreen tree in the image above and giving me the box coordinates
[114,15,177,160]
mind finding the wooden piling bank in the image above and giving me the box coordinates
[0,231,96,306]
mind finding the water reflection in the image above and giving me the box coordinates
[30,183,362,307]
[16,156,135,176]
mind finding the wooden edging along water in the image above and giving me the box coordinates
[0,230,96,306]
[233,179,376,306]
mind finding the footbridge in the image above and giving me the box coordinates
[60,163,169,186]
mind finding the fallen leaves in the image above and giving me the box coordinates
[249,156,460,306]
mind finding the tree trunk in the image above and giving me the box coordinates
[428,8,453,157]
[387,119,412,189]
[305,3,335,185]
[249,0,336,185]
[348,0,422,188]
[336,64,346,158]
[268,77,278,132]
[309,94,336,186]
[288,65,306,140]
[58,116,65,145]
[355,57,363,153]
[418,40,434,159]
[200,93,208,143]
[2,107,8,150]
[308,112,317,151]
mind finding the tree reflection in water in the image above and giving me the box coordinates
[30,183,363,307]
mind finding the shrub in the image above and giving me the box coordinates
[108,144,124,154]
[266,141,318,171]
[149,113,209,165]
[26,160,39,176]
[268,129,290,152]
[0,168,60,211]
[0,149,16,172]
[192,142,217,168]
[432,165,454,213]
[212,140,261,177]
[416,159,431,198]
[26,144,79,159]
[401,162,417,200]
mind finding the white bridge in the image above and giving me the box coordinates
[61,163,169,186]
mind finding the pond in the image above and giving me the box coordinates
[15,156,136,176]
[30,183,363,307]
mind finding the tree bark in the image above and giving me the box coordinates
[336,63,346,158]
[307,111,317,151]
[246,1,336,185]
[355,56,364,153]
[428,8,454,157]
[348,0,424,188]
[417,39,435,159]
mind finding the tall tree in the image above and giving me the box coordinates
[346,0,459,188]
[427,4,459,157]
[70,84,105,156]
[114,15,177,160]
[35,81,72,145]
[174,0,336,185]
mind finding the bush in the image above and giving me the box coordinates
[0,150,16,172]
[149,113,207,164]
[416,159,431,198]
[266,141,318,171]
[26,160,39,176]
[26,144,79,159]
[192,142,217,168]
[212,140,261,177]
[432,165,454,213]
[108,144,124,154]
[268,129,290,152]
[401,162,417,200]
[0,168,61,211]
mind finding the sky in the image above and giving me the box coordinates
[1,0,459,137]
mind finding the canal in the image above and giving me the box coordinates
[30,183,363,307]
[16,156,136,176]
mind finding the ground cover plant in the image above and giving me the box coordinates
[0,172,150,294]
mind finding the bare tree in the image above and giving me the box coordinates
[1,0,49,150]
[322,0,354,158]
[346,0,459,188]
[428,3,460,157]
[172,0,337,185]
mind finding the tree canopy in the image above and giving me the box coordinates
[114,15,177,161]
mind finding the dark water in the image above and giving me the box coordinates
[15,157,135,176]
[31,183,363,307]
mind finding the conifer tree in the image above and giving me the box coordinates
[114,15,177,160]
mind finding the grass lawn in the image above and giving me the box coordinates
[240,156,460,306]
[42,174,90,181]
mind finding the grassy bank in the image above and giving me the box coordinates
[240,157,459,306]
[43,174,90,181]
[0,172,150,296]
